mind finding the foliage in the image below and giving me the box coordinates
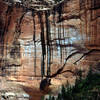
[42,69,100,100]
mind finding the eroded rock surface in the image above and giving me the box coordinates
[0,0,100,100]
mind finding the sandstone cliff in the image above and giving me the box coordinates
[0,0,100,100]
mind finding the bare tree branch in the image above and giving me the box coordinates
[47,51,80,78]
[74,49,100,64]
[46,48,100,78]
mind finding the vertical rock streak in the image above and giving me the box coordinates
[38,11,46,77]
[32,11,37,76]
[45,11,51,76]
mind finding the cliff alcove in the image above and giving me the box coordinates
[0,0,100,100]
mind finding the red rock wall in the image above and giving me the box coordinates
[0,1,100,100]
[0,0,100,84]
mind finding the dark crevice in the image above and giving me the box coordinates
[45,11,51,77]
[38,11,46,77]
[32,10,37,76]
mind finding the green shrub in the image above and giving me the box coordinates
[43,69,100,100]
